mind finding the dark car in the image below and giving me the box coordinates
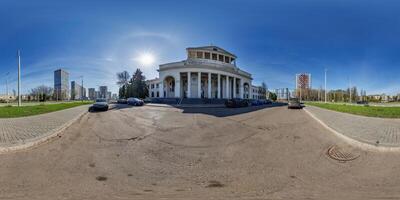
[251,99,261,106]
[288,98,302,109]
[89,98,109,112]
[117,99,127,104]
[356,101,368,105]
[127,97,144,106]
[265,99,273,104]
[225,98,249,108]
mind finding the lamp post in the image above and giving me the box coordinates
[17,50,21,107]
[80,76,84,101]
[324,68,327,103]
[5,72,9,96]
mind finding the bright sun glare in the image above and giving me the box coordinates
[138,53,155,66]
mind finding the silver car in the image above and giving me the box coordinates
[288,98,302,109]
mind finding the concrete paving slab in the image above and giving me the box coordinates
[0,105,89,152]
[305,105,400,147]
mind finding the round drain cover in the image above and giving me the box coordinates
[327,145,359,162]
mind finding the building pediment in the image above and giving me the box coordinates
[186,46,237,58]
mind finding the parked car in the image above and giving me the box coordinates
[251,99,261,106]
[288,98,302,109]
[127,97,144,106]
[89,98,109,112]
[356,101,368,105]
[117,99,127,104]
[225,98,249,108]
[265,99,272,104]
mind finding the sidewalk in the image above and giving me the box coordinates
[0,105,89,152]
[305,105,400,147]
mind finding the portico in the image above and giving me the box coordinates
[147,46,262,100]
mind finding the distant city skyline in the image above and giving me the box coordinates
[1,1,400,95]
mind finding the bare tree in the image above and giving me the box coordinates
[116,71,130,98]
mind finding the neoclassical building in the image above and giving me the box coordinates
[147,46,265,100]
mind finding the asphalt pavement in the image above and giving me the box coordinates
[1,104,400,199]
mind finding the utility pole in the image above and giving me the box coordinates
[349,78,352,104]
[5,72,9,96]
[80,76,84,101]
[17,50,21,107]
[324,68,327,103]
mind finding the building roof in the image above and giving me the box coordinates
[186,46,237,58]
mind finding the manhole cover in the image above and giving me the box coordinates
[327,145,359,162]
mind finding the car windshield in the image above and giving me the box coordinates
[96,99,106,102]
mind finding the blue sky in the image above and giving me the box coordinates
[0,0,400,95]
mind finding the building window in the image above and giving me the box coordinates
[212,53,217,60]
[225,56,230,63]
[188,51,196,59]
[151,92,154,97]
[218,54,224,62]
[156,91,159,97]
[196,51,203,59]
[205,52,210,59]
[151,84,154,89]
[156,84,159,88]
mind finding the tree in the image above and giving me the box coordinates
[30,85,53,102]
[117,68,148,99]
[269,92,277,101]
[129,69,148,98]
[116,71,130,98]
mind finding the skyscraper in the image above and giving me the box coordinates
[71,81,86,100]
[88,88,96,100]
[296,73,311,90]
[54,69,69,100]
[295,73,311,100]
[99,86,108,99]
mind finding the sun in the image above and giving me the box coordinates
[138,53,155,66]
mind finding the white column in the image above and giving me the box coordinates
[197,72,201,98]
[239,79,244,99]
[175,77,180,98]
[159,82,164,98]
[217,74,221,99]
[233,77,236,98]
[208,73,211,98]
[187,72,191,98]
[225,76,229,99]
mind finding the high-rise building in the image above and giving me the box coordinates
[296,73,311,90]
[71,81,86,100]
[54,69,69,100]
[88,88,96,100]
[295,73,311,100]
[107,91,112,100]
[99,86,108,99]
[95,91,100,99]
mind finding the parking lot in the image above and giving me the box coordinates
[1,104,400,199]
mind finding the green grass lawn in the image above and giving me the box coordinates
[306,102,400,118]
[0,101,92,118]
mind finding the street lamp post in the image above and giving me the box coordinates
[324,68,327,103]
[5,72,9,96]
[80,76,84,101]
[17,50,21,107]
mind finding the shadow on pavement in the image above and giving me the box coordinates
[177,102,287,117]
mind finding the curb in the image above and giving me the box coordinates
[303,107,400,152]
[0,106,89,154]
